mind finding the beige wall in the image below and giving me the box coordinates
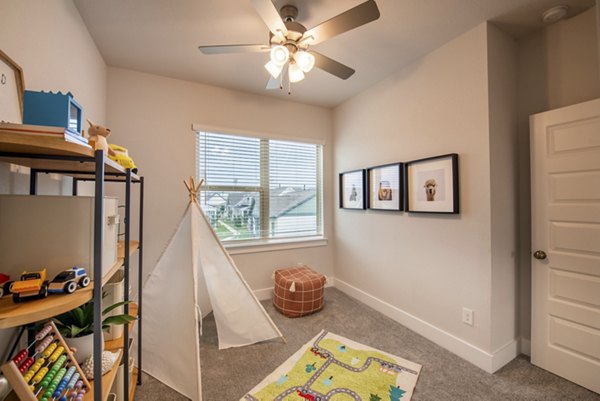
[333,24,511,370]
[105,67,335,292]
[0,0,107,195]
[516,6,600,346]
[487,24,519,353]
[0,0,107,356]
[0,0,107,125]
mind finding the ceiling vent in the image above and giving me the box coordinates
[542,5,568,24]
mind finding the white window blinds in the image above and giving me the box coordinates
[196,131,323,242]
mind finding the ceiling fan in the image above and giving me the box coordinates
[198,0,380,92]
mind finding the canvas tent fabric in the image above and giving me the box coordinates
[142,181,284,400]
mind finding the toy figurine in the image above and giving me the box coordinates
[86,119,115,155]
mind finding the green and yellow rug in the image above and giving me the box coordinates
[242,330,422,401]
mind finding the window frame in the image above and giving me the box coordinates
[195,127,325,249]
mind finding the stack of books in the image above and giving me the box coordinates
[0,122,91,148]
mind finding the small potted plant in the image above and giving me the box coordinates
[53,299,136,363]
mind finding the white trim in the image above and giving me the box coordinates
[226,237,328,255]
[520,337,531,356]
[334,277,519,373]
[491,339,520,372]
[254,287,273,301]
[254,278,335,301]
[191,123,326,145]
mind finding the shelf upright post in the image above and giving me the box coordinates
[124,169,131,401]
[93,150,105,401]
[29,169,38,195]
[137,176,144,385]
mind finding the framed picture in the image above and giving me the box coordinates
[339,169,366,209]
[405,153,459,214]
[367,163,403,211]
[0,49,25,124]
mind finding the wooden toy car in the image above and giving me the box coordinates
[48,267,90,294]
[12,269,49,302]
[0,273,13,298]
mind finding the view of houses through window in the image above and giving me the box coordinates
[196,131,323,242]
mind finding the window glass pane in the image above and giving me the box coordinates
[197,131,322,242]
[198,132,261,186]
[201,191,261,241]
[269,140,318,237]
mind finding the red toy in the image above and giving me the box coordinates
[0,273,13,298]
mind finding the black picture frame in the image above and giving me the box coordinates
[367,162,403,211]
[404,153,459,214]
[339,169,366,210]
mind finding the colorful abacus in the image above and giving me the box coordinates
[0,322,91,401]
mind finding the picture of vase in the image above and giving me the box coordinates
[378,181,392,201]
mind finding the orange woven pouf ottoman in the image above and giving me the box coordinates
[273,266,326,318]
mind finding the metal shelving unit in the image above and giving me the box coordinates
[0,130,144,401]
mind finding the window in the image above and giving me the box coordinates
[196,130,323,243]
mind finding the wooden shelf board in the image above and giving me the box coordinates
[0,241,138,329]
[0,130,93,157]
[0,130,140,180]
[0,286,92,329]
[117,240,140,259]
[83,349,123,401]
[130,368,139,400]
[105,303,138,352]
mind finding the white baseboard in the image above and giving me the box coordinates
[520,337,531,356]
[254,286,273,301]
[333,277,519,373]
[254,277,335,302]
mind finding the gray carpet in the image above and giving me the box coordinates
[134,288,600,400]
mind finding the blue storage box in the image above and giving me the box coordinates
[23,90,83,135]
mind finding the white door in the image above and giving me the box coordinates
[530,98,600,394]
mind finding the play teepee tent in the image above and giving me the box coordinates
[142,178,285,400]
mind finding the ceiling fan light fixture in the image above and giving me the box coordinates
[288,62,305,83]
[265,60,284,79]
[294,51,315,73]
[270,45,289,66]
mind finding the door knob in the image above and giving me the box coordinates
[533,250,547,260]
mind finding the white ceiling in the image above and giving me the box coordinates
[74,0,595,108]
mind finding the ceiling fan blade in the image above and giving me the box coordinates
[302,0,380,45]
[198,44,270,54]
[250,0,288,36]
[312,52,355,80]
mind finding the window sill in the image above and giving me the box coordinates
[224,236,328,255]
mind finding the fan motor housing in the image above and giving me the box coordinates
[269,20,306,46]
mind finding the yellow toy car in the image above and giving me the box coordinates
[12,268,49,302]
[108,144,137,173]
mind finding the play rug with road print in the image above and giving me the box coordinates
[242,330,421,401]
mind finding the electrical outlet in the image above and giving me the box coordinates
[462,307,474,326]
